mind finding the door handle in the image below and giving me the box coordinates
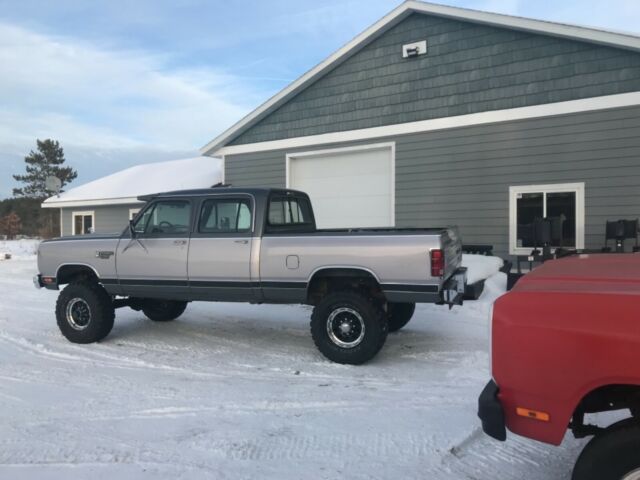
[173,240,187,246]
[234,240,249,244]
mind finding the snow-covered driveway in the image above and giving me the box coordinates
[0,251,585,479]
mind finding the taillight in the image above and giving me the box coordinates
[430,249,444,277]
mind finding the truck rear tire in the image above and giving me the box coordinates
[310,291,388,365]
[387,302,415,332]
[572,421,640,480]
[55,282,115,343]
[142,300,187,322]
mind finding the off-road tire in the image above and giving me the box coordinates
[387,302,416,333]
[142,300,188,322]
[55,282,115,343]
[572,420,640,480]
[310,291,388,365]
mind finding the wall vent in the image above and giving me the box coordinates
[402,40,427,58]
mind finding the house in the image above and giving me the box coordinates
[42,156,222,236]
[200,1,640,258]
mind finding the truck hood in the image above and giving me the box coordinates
[514,253,640,295]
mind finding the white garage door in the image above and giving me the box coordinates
[287,144,394,229]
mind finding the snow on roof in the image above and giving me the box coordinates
[42,156,222,208]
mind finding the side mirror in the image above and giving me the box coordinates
[129,220,136,238]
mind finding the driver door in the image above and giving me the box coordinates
[116,199,192,299]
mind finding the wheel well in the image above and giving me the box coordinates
[56,265,99,285]
[306,268,385,305]
[571,384,640,437]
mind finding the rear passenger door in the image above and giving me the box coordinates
[188,195,256,301]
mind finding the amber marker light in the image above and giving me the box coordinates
[516,407,550,422]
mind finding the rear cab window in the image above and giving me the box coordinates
[265,193,315,233]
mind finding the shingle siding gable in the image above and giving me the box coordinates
[230,13,640,145]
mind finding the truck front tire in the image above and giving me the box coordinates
[572,421,640,480]
[55,282,115,343]
[310,291,388,365]
[386,302,416,332]
[142,300,188,322]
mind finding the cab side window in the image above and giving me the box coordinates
[199,198,252,234]
[134,201,191,235]
[268,196,313,226]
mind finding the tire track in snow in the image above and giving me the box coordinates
[434,428,585,480]
[0,330,223,378]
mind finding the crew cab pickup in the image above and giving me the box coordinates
[479,253,640,480]
[35,187,467,364]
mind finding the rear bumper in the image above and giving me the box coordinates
[441,267,467,306]
[478,380,506,441]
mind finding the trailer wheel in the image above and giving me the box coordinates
[311,291,388,365]
[572,420,640,480]
[142,300,188,322]
[55,282,115,343]
[386,302,415,332]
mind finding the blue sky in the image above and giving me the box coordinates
[1,0,640,198]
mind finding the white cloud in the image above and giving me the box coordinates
[0,22,259,152]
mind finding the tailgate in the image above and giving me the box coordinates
[442,227,462,281]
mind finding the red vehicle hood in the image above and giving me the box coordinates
[513,253,640,295]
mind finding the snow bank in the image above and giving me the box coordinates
[448,255,507,320]
[43,156,222,206]
[0,239,40,259]
[456,272,507,320]
[462,254,503,284]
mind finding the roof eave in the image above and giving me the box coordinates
[41,197,144,209]
[199,2,415,156]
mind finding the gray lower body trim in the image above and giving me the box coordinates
[98,278,443,304]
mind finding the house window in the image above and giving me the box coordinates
[509,183,585,255]
[129,208,141,220]
[72,211,95,235]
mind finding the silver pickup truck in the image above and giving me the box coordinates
[35,187,466,364]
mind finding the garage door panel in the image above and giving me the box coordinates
[294,174,390,196]
[288,145,394,229]
[291,154,390,179]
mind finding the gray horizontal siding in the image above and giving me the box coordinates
[226,105,640,258]
[61,203,143,236]
[230,13,640,145]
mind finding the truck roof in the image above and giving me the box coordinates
[138,187,308,202]
[514,253,640,294]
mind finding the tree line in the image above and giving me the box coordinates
[1,139,77,239]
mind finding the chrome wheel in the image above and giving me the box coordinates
[622,469,640,480]
[326,307,365,348]
[65,298,91,331]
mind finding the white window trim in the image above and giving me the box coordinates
[509,182,585,256]
[285,142,396,227]
[71,210,95,236]
[129,208,141,220]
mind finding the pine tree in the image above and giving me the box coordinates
[13,139,78,198]
[0,212,22,239]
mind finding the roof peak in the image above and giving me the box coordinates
[200,0,640,156]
